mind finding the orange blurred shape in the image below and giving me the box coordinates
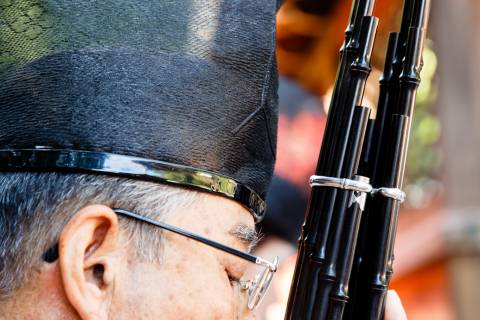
[276,0,403,95]
[391,261,455,320]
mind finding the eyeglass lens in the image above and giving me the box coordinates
[246,257,278,310]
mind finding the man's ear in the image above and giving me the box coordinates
[58,205,121,320]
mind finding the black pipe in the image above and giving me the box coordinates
[309,17,378,319]
[346,1,430,318]
[325,107,371,320]
[285,1,376,318]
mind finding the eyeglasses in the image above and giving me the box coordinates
[113,208,278,310]
[42,208,278,310]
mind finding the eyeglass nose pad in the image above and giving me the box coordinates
[252,273,261,287]
[239,280,251,291]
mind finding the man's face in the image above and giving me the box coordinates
[113,193,258,319]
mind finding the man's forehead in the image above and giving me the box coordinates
[201,192,255,222]
[192,193,258,248]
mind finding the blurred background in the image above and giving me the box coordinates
[250,1,480,319]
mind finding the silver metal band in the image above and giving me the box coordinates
[309,175,406,203]
[371,187,406,203]
[310,175,372,193]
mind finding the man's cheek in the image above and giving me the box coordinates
[231,280,255,320]
[175,262,234,318]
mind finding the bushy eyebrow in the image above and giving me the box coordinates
[228,223,262,253]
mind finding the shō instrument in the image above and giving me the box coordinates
[285,0,431,319]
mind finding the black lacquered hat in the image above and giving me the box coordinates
[0,1,282,222]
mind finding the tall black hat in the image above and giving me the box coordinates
[0,1,282,222]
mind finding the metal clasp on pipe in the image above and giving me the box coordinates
[309,175,407,205]
[310,175,373,193]
[310,175,371,210]
[371,187,406,203]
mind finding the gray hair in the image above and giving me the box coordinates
[0,172,199,298]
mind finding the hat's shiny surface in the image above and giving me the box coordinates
[0,1,281,219]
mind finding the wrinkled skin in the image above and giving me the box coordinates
[0,193,407,319]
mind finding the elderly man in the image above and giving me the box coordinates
[0,1,406,319]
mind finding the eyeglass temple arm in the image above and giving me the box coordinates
[113,208,266,266]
